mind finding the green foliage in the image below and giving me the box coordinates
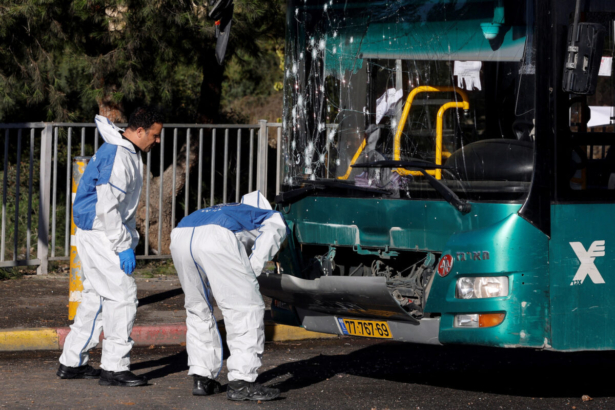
[223,40,284,106]
[0,267,25,280]
[134,259,177,277]
[0,0,286,123]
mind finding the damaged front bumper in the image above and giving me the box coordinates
[258,273,441,344]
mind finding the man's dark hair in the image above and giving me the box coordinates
[127,107,164,131]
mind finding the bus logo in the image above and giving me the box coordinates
[570,240,606,286]
[437,255,454,277]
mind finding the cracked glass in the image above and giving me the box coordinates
[282,0,536,201]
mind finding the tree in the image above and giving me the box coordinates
[0,0,285,255]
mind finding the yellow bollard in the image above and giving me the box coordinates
[69,156,91,320]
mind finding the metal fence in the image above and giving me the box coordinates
[0,120,283,274]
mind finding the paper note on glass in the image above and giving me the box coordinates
[376,88,403,124]
[454,61,482,90]
[588,106,614,128]
[599,57,613,76]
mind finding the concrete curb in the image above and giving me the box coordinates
[0,322,337,351]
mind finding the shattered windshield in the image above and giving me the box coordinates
[282,0,536,200]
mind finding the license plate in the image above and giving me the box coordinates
[337,318,393,339]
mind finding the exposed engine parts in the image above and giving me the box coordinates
[384,254,436,318]
[301,244,439,319]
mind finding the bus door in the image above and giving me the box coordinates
[550,7,615,351]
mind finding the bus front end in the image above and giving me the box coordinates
[260,0,552,348]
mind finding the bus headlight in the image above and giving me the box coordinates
[455,277,509,299]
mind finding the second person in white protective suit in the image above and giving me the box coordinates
[170,191,288,401]
[57,108,163,387]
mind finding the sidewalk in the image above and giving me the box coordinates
[0,274,191,329]
[0,274,336,350]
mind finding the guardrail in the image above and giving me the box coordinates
[0,120,283,274]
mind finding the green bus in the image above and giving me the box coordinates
[259,0,615,351]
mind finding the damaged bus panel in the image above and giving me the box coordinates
[260,0,615,351]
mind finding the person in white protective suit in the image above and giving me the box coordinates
[57,108,163,387]
[170,190,288,401]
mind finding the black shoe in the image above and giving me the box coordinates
[227,380,280,401]
[192,375,222,396]
[57,364,101,379]
[98,370,147,387]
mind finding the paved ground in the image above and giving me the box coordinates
[2,338,615,410]
[0,275,271,329]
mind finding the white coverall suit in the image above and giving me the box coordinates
[59,115,143,371]
[170,191,287,382]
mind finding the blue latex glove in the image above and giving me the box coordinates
[119,248,136,275]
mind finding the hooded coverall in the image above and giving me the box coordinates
[59,115,143,372]
[170,191,287,382]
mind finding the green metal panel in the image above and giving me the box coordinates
[283,197,522,251]
[550,204,615,351]
[278,197,555,347]
[425,213,550,347]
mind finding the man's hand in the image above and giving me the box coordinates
[119,249,136,275]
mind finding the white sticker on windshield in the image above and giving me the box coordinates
[588,106,614,128]
[599,57,612,76]
[376,88,404,124]
[454,61,482,90]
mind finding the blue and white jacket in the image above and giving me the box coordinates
[177,191,288,276]
[73,115,143,253]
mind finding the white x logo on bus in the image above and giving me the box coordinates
[570,240,606,286]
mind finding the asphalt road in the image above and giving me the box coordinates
[2,338,615,410]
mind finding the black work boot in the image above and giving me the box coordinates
[227,380,280,401]
[192,375,222,396]
[57,364,101,379]
[98,370,147,387]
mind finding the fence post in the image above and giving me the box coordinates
[69,157,90,319]
[37,124,53,275]
[256,119,268,196]
[276,127,281,196]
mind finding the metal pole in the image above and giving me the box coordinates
[1,130,8,262]
[171,128,177,228]
[249,129,254,192]
[37,123,53,275]
[13,130,22,261]
[210,129,216,206]
[236,129,241,202]
[26,130,34,260]
[157,129,165,255]
[80,128,85,156]
[223,129,229,203]
[145,150,151,256]
[276,127,281,195]
[257,120,268,196]
[185,129,190,216]
[94,128,99,152]
[51,127,58,258]
[396,59,403,125]
[197,129,203,209]
[69,156,90,320]
[65,128,72,256]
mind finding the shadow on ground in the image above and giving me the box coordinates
[138,288,184,307]
[133,340,615,398]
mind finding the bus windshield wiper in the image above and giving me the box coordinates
[275,179,392,205]
[352,160,472,214]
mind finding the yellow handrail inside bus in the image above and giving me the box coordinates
[336,86,469,181]
[337,138,367,180]
[394,86,469,179]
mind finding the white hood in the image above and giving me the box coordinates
[94,115,135,150]
[240,190,271,210]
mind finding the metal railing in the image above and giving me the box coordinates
[0,119,283,274]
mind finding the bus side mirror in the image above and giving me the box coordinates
[562,22,606,95]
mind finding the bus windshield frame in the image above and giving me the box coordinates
[281,0,537,202]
